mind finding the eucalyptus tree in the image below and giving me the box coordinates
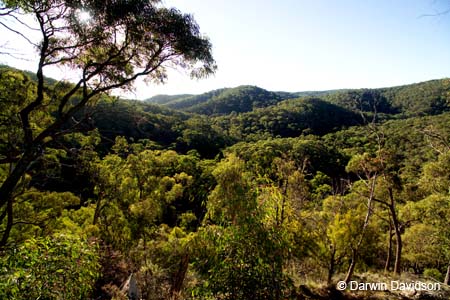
[0,0,215,246]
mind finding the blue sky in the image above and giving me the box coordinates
[135,0,449,99]
[1,0,450,99]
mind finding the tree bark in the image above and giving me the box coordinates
[0,198,13,248]
[393,225,402,275]
[0,149,37,209]
[327,247,336,285]
[169,253,189,300]
[344,249,357,283]
[388,188,402,275]
[0,149,39,247]
[444,260,450,285]
[92,192,104,225]
[384,223,392,272]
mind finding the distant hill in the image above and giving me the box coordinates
[185,85,294,115]
[323,79,450,116]
[291,89,349,98]
[162,88,229,110]
[144,94,193,105]
[4,64,450,144]
[145,88,344,112]
[144,79,450,118]
[146,86,296,115]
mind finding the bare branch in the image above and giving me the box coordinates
[0,21,38,47]
[7,12,40,31]
[0,8,17,17]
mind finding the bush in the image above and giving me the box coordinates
[0,234,100,300]
[423,268,444,282]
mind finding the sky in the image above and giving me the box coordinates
[1,0,450,99]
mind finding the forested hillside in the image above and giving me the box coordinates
[147,85,291,115]
[146,79,450,118]
[2,63,450,300]
[323,79,450,116]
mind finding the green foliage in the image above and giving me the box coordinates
[57,205,100,237]
[90,140,213,251]
[309,193,382,279]
[186,85,287,115]
[423,268,444,282]
[149,78,450,119]
[403,223,443,272]
[227,136,347,180]
[145,94,194,105]
[420,150,450,194]
[384,79,450,116]
[164,88,229,110]
[195,225,292,300]
[91,99,186,152]
[178,115,233,158]
[325,89,394,115]
[158,85,289,115]
[0,234,100,300]
[192,154,306,299]
[8,190,80,240]
[213,97,360,139]
[323,79,450,116]
[2,28,450,297]
[0,0,217,249]
[206,154,255,225]
[129,225,195,300]
[401,194,450,270]
[0,68,39,160]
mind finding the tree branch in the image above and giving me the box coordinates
[0,20,38,47]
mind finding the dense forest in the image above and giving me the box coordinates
[3,65,450,299]
[2,1,450,300]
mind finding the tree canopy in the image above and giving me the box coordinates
[0,0,215,246]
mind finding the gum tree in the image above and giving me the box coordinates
[0,0,216,246]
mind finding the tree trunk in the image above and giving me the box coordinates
[169,253,189,300]
[0,149,38,247]
[388,188,402,275]
[0,151,35,209]
[393,227,402,275]
[384,223,392,272]
[444,260,450,285]
[0,199,13,248]
[327,247,336,285]
[344,249,357,283]
[92,193,103,225]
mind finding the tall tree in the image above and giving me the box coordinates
[0,0,215,246]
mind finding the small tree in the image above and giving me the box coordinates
[196,155,293,300]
